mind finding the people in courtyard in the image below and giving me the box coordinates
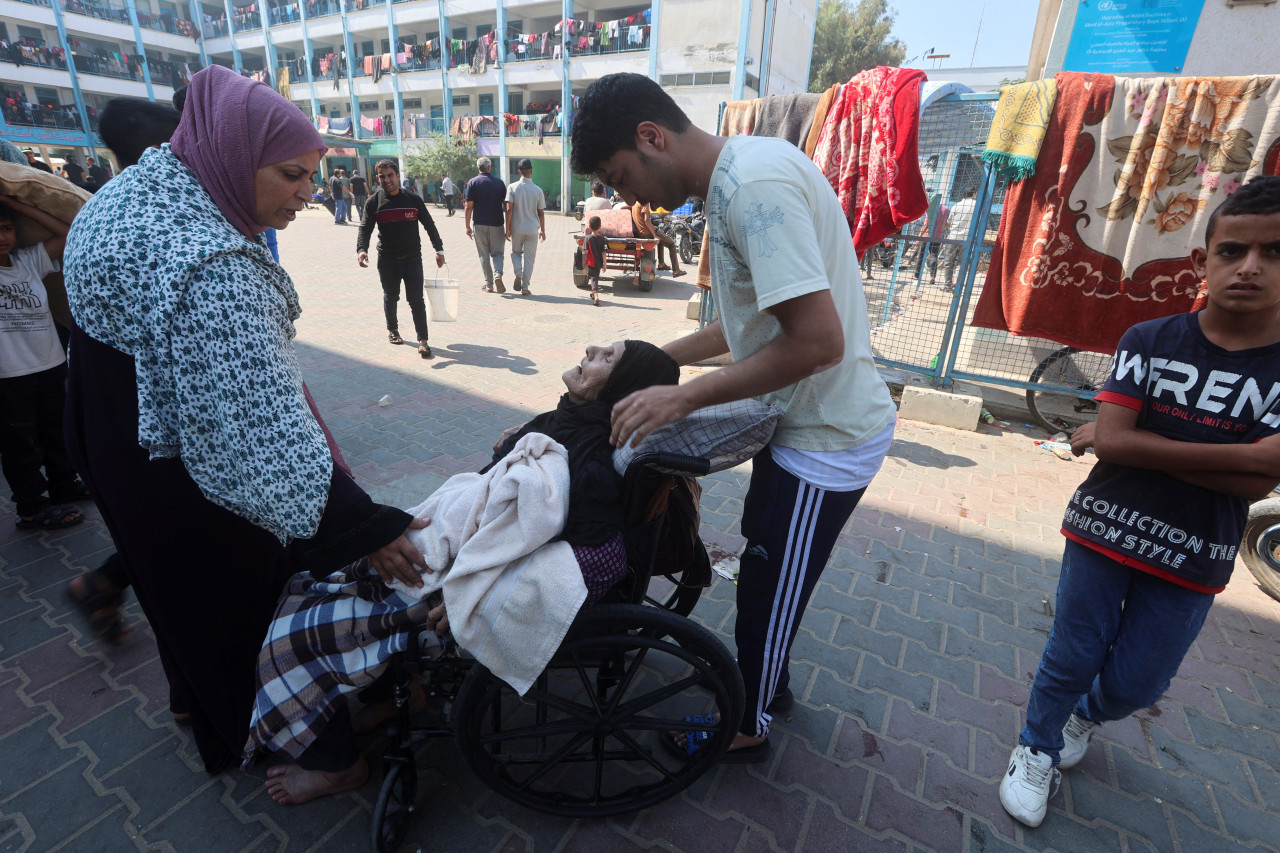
[0,197,88,531]
[464,156,507,293]
[584,214,607,306]
[329,167,348,225]
[245,339,679,804]
[571,72,897,761]
[505,157,545,295]
[440,172,455,216]
[998,176,1280,828]
[60,65,428,776]
[583,181,611,214]
[356,158,445,359]
[631,200,684,277]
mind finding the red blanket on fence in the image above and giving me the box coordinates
[973,72,1280,353]
[811,66,929,257]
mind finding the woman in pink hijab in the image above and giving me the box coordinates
[61,66,428,799]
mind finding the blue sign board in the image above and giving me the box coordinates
[1063,0,1207,74]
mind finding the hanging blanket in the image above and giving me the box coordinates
[810,66,929,257]
[973,72,1280,354]
[720,99,761,136]
[982,78,1058,181]
[755,93,823,150]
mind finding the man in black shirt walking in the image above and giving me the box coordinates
[356,159,446,358]
[329,169,348,225]
[350,169,368,222]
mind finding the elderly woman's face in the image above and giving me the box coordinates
[254,150,322,231]
[563,341,625,400]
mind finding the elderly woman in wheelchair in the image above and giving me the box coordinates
[242,340,686,805]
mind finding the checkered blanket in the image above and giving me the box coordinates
[241,559,436,765]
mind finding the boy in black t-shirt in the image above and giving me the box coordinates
[584,215,607,306]
[1000,177,1280,828]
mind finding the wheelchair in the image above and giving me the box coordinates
[368,452,745,852]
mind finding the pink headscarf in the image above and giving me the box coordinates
[169,65,326,238]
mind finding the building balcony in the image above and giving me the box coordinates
[231,9,262,33]
[61,0,129,25]
[268,3,300,25]
[2,102,83,131]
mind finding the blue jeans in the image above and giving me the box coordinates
[1020,540,1214,764]
[334,199,348,223]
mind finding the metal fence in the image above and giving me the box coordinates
[698,91,1102,418]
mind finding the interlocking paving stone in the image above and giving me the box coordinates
[2,209,1278,851]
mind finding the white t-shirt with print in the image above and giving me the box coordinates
[706,135,896,466]
[0,243,64,378]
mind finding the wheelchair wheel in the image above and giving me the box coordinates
[453,603,743,817]
[370,754,417,853]
[1241,497,1280,603]
[1026,347,1113,434]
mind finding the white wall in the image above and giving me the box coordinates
[1181,2,1280,77]
[765,0,816,95]
[656,0,740,73]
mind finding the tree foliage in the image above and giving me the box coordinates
[401,134,478,188]
[807,0,906,93]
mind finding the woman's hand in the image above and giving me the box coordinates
[368,517,431,587]
[426,601,450,636]
[1069,422,1096,457]
[493,424,522,453]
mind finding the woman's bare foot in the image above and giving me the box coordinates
[264,757,369,805]
[352,680,427,735]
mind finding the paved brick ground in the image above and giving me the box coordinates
[2,207,1279,852]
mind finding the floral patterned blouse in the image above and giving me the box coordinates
[63,144,332,543]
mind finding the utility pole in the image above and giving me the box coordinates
[970,2,985,67]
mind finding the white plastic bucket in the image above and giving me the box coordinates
[425,277,459,322]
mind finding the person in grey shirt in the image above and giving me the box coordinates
[504,158,546,296]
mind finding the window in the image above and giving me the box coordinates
[403,98,421,109]
[361,41,374,56]
[284,50,296,61]
[478,93,493,116]
[385,100,395,110]
[452,94,470,106]
[17,25,45,46]
[452,26,467,40]
[712,71,731,85]
[34,87,61,107]
[159,1,178,16]
[359,101,379,110]
[659,71,733,88]
[476,24,492,38]
[381,39,390,53]
[676,73,694,86]
[745,72,760,93]
[401,34,417,45]
[507,20,523,35]
[507,91,523,113]
[318,104,326,114]
[425,30,438,42]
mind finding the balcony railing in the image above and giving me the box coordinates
[10,0,52,6]
[61,0,130,24]
[3,103,83,131]
[303,0,345,21]
[134,12,198,37]
[0,49,69,71]
[231,10,262,33]
[71,52,141,81]
[202,18,229,38]
[505,112,560,138]
[268,4,300,25]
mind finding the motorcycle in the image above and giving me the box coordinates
[665,201,705,265]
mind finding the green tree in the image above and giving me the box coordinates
[807,0,906,93]
[401,134,479,191]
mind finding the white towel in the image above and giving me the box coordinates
[388,433,586,694]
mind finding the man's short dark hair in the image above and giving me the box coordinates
[375,159,399,175]
[588,215,602,230]
[570,73,692,176]
[0,201,13,223]
[592,182,605,196]
[98,98,182,167]
[1204,176,1280,246]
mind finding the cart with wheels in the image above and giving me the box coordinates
[367,452,743,851]
[572,233,659,292]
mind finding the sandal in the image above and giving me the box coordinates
[482,284,494,293]
[659,713,772,764]
[16,505,84,531]
[388,330,404,345]
[590,292,600,306]
[418,341,433,359]
[671,270,687,278]
[66,569,129,645]
[657,265,671,271]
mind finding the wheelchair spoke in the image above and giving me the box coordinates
[508,729,595,792]
[613,672,709,718]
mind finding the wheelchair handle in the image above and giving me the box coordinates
[632,451,711,476]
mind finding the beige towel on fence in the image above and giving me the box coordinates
[388,433,586,694]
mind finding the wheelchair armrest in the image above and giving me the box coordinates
[628,451,711,477]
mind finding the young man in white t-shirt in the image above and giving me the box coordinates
[571,73,897,761]
[0,197,86,530]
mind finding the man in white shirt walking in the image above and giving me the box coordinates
[505,158,546,296]
[440,173,455,216]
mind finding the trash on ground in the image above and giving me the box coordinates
[711,555,740,583]
[1034,440,1073,461]
[378,394,393,407]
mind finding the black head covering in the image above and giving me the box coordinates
[484,340,679,546]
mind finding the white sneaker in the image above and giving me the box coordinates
[1058,713,1100,770]
[999,745,1059,827]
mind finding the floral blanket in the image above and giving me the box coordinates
[973,72,1280,354]
[811,66,929,257]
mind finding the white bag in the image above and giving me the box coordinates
[425,268,459,322]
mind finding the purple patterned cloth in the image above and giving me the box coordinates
[572,533,627,604]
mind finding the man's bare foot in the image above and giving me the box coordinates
[352,680,427,735]
[264,757,369,805]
